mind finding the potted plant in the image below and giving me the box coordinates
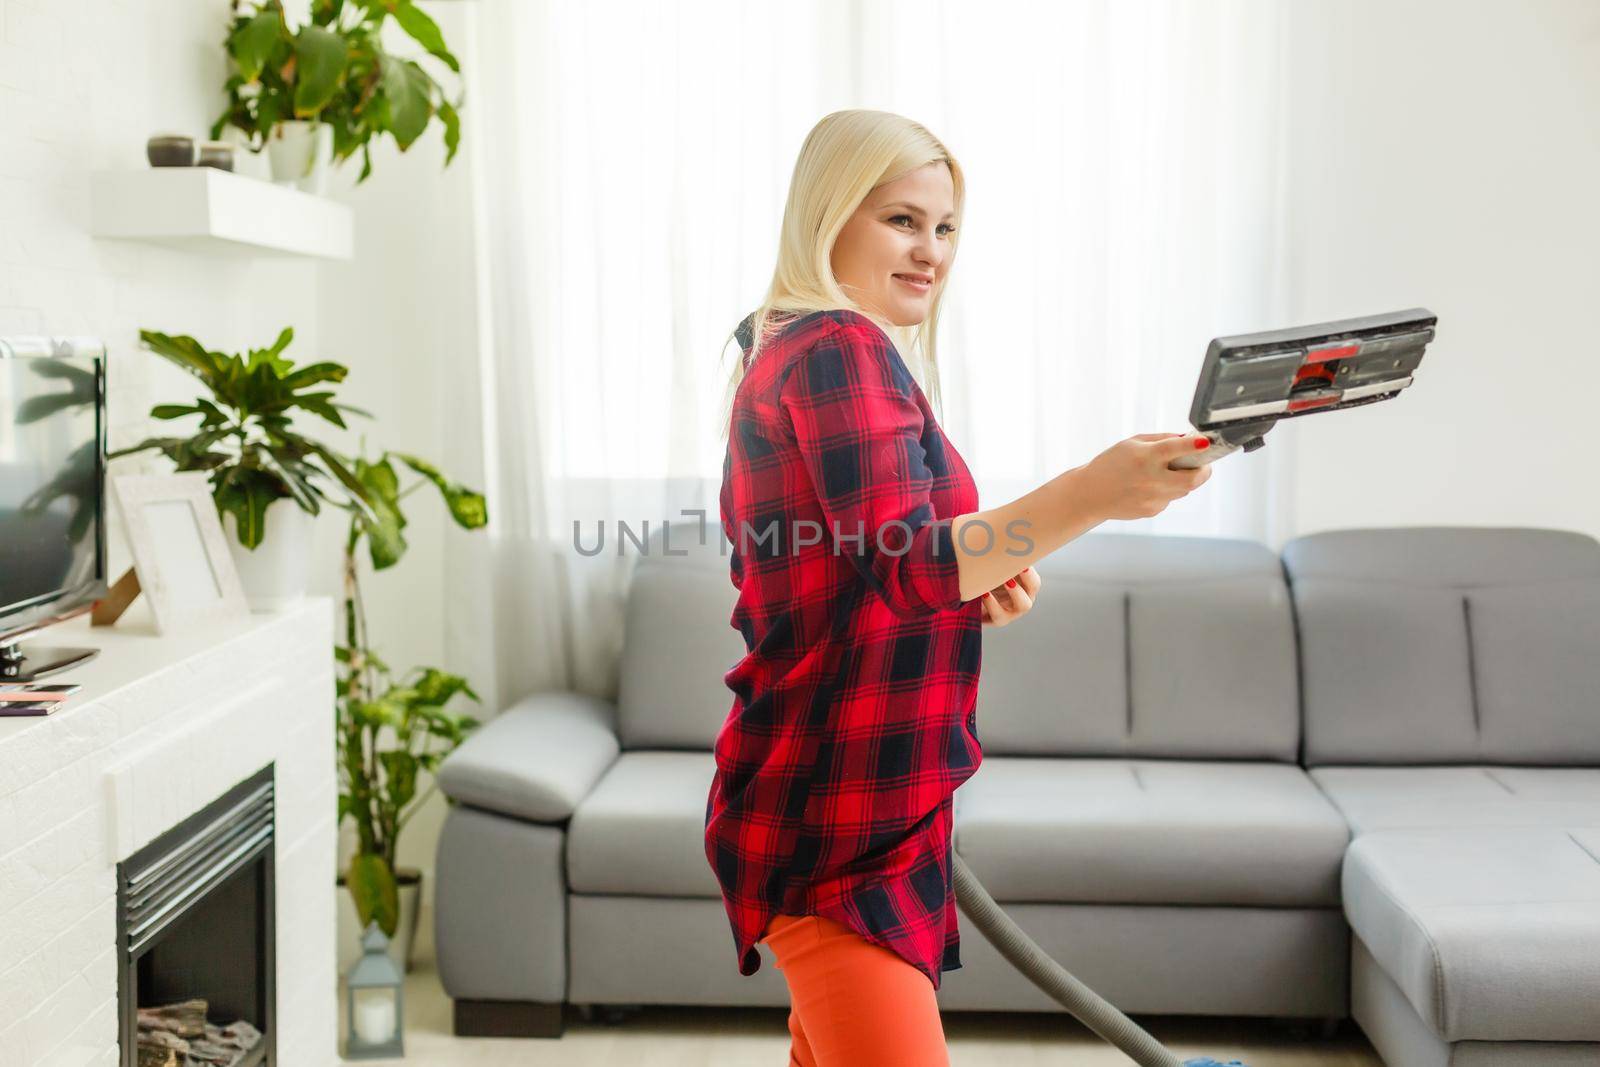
[334,442,487,972]
[107,327,372,609]
[112,325,489,971]
[213,0,464,191]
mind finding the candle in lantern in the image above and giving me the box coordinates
[354,994,396,1044]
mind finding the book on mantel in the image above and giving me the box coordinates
[0,683,83,717]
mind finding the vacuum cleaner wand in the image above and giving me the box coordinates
[953,852,1243,1067]
[952,309,1439,1062]
[1169,307,1438,470]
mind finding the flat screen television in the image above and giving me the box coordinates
[0,336,108,681]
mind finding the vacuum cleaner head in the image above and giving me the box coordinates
[1171,307,1438,468]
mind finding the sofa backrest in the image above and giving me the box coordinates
[615,526,744,750]
[618,527,1300,758]
[1281,526,1600,766]
[975,533,1301,761]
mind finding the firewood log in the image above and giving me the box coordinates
[137,997,208,1038]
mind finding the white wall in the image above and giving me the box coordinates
[1282,0,1600,541]
[0,0,319,507]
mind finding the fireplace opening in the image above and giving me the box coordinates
[117,764,276,1067]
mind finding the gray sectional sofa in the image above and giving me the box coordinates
[432,526,1600,1065]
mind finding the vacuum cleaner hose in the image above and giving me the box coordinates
[953,851,1240,1067]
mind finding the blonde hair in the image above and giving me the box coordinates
[718,109,965,438]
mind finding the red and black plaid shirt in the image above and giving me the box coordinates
[705,307,984,991]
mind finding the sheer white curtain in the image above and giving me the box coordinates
[449,0,1292,713]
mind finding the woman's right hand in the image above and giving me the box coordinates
[1078,432,1215,520]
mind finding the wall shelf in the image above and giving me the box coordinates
[90,167,353,260]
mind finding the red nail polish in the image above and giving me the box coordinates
[1194,437,1210,449]
[1006,578,1017,587]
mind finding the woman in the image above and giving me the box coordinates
[705,109,1212,1066]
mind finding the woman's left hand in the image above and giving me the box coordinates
[979,566,1041,627]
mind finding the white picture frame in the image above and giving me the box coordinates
[109,470,251,634]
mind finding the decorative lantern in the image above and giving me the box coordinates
[344,924,405,1058]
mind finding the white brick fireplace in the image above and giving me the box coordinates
[0,596,339,1065]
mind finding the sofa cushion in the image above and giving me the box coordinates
[1342,827,1600,1041]
[567,751,721,896]
[436,691,620,823]
[1468,580,1600,762]
[952,758,1349,906]
[616,531,746,751]
[976,533,1300,761]
[1282,527,1600,765]
[1312,766,1600,835]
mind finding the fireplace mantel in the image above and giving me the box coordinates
[0,595,338,1064]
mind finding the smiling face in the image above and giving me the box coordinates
[829,162,958,328]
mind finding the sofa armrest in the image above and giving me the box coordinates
[437,690,620,823]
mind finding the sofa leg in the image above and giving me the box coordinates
[453,998,566,1038]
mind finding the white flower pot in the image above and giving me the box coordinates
[221,125,271,181]
[266,120,334,194]
[222,495,315,612]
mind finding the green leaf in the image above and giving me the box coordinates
[438,96,460,165]
[353,455,408,568]
[295,391,348,429]
[412,666,480,708]
[237,359,285,418]
[214,469,280,550]
[280,360,348,391]
[350,699,390,728]
[380,751,419,811]
[293,25,348,116]
[188,427,235,454]
[346,852,399,937]
[311,0,346,27]
[140,330,224,382]
[231,9,285,83]
[381,56,433,150]
[195,398,232,427]
[363,684,419,726]
[392,1,460,72]
[256,90,288,138]
[393,451,488,529]
[150,404,203,420]
[265,325,295,359]
[306,441,378,520]
[359,456,402,509]
[254,445,322,515]
[244,344,294,376]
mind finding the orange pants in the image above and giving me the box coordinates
[760,912,950,1067]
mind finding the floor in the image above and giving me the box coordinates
[340,906,1386,1066]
